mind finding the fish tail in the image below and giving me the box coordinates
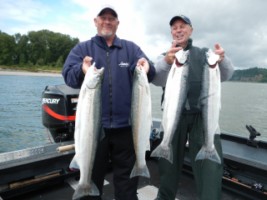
[150,145,173,164]
[195,146,221,164]
[72,182,99,200]
[130,163,150,178]
[72,184,89,200]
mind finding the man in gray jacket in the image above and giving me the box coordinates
[152,15,234,200]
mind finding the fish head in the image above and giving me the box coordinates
[175,49,189,66]
[206,49,220,67]
[135,65,142,74]
[134,66,148,86]
[85,66,104,89]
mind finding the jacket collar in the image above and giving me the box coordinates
[184,38,193,50]
[92,35,122,49]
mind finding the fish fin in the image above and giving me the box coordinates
[215,126,221,134]
[146,140,151,151]
[69,156,79,170]
[195,146,221,164]
[160,122,164,133]
[130,162,150,178]
[150,145,173,164]
[72,182,99,200]
[89,180,100,196]
[99,128,105,141]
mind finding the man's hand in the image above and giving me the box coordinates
[82,56,93,74]
[164,41,182,65]
[214,43,225,63]
[137,58,150,73]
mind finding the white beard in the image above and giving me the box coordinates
[100,30,113,39]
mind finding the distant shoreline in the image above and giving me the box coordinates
[0,69,62,77]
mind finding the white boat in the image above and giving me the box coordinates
[0,84,266,200]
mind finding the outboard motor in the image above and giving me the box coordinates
[42,84,80,142]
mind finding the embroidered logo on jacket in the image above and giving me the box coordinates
[119,61,129,68]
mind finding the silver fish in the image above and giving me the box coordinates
[69,63,104,199]
[151,50,189,163]
[195,49,221,164]
[130,66,152,178]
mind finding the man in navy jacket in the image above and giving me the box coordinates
[62,5,155,200]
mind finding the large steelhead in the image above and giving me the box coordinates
[69,64,104,200]
[195,49,221,164]
[130,66,152,178]
[151,50,189,163]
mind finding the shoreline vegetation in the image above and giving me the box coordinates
[0,66,61,77]
[1,29,266,82]
[1,65,267,83]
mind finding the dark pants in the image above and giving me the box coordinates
[156,113,223,200]
[88,127,138,200]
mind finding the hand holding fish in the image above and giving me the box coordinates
[214,43,225,63]
[137,57,149,73]
[164,41,182,65]
[82,56,93,74]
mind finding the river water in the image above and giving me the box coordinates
[0,74,266,153]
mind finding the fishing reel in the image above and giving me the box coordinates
[246,125,261,148]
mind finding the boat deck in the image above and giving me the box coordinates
[1,121,267,200]
[5,159,246,200]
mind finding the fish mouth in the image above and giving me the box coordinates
[206,49,220,67]
[175,49,189,65]
[175,58,183,67]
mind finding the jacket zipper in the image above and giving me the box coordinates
[106,51,113,128]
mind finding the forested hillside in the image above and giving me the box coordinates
[230,67,267,83]
[0,30,79,69]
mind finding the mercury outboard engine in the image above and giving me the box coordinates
[42,84,80,142]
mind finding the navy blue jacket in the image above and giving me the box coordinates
[62,35,155,128]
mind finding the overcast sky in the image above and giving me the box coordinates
[1,0,266,69]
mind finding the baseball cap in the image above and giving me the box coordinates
[169,15,192,27]
[97,5,118,18]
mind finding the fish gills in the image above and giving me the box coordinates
[69,64,104,200]
[195,49,222,164]
[130,66,152,178]
[151,50,189,164]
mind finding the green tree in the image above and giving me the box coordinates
[14,33,30,65]
[27,29,79,66]
[0,29,79,69]
[28,30,50,65]
[46,31,79,66]
[0,31,16,65]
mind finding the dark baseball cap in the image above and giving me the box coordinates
[97,6,118,18]
[169,15,192,27]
